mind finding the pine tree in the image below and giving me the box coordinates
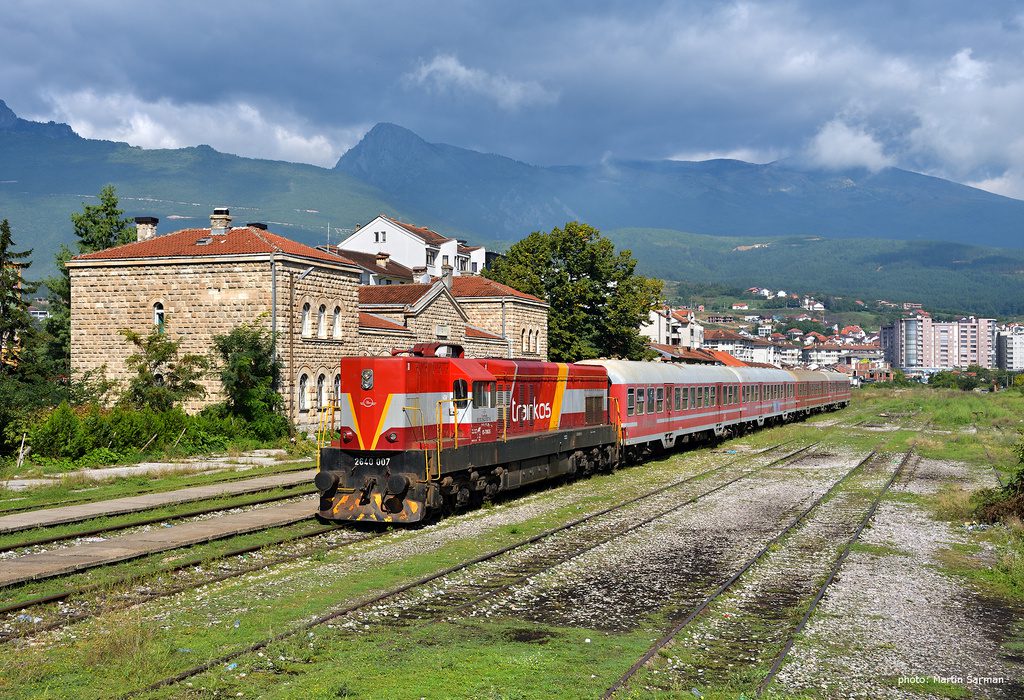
[0,218,37,375]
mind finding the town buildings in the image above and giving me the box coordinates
[68,210,546,426]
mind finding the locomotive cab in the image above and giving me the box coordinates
[316,343,499,523]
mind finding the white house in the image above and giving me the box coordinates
[640,306,704,349]
[337,215,486,279]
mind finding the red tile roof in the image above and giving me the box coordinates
[704,349,748,367]
[465,325,504,340]
[327,248,414,279]
[73,227,357,266]
[457,244,482,254]
[358,284,434,306]
[358,312,411,332]
[649,343,722,364]
[450,276,543,302]
[704,329,747,341]
[383,216,452,246]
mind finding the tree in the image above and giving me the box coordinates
[119,326,209,412]
[0,218,37,375]
[485,222,662,362]
[46,185,134,369]
[212,321,282,421]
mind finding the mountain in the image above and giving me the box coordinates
[3,100,1024,314]
[0,105,415,277]
[606,228,1024,318]
[337,123,1024,249]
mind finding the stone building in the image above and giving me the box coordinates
[68,210,548,426]
[68,210,363,423]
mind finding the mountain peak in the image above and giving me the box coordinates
[0,99,19,129]
[0,98,77,139]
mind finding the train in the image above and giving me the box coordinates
[314,343,851,524]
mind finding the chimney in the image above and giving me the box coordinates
[134,216,159,242]
[441,263,454,289]
[412,266,429,284]
[210,207,232,235]
[375,252,390,269]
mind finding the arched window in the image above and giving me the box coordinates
[317,305,327,338]
[332,306,342,340]
[298,373,309,411]
[316,373,326,408]
[153,302,165,334]
[301,303,311,337]
[532,329,539,354]
[521,329,527,352]
[334,373,341,401]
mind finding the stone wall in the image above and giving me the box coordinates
[458,298,549,360]
[70,260,273,412]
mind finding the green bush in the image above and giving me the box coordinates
[30,402,83,459]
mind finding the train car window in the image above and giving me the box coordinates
[674,387,682,411]
[647,387,656,414]
[472,381,497,408]
[636,387,645,414]
[627,388,635,416]
[688,387,695,409]
[710,386,717,406]
[453,379,469,408]
[655,387,664,412]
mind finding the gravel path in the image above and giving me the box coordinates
[774,458,1024,699]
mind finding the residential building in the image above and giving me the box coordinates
[996,327,1024,371]
[337,215,486,279]
[639,306,704,349]
[881,315,995,371]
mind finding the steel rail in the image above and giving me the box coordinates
[601,449,888,699]
[0,486,317,553]
[0,462,313,517]
[129,441,818,697]
[0,523,335,618]
[753,451,915,697]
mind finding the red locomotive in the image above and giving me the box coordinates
[314,344,850,524]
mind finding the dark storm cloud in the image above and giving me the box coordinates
[2,1,1024,195]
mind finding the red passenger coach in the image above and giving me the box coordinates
[315,344,616,524]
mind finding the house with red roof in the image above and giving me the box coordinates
[67,209,547,426]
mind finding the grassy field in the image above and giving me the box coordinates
[0,386,1021,699]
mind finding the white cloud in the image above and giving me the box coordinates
[669,147,780,164]
[804,119,894,171]
[967,171,1024,200]
[33,91,369,167]
[405,54,557,110]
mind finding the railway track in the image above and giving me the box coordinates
[754,452,916,696]
[0,484,316,553]
[1,442,797,645]
[129,441,820,696]
[0,462,313,517]
[601,450,914,698]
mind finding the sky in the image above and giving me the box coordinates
[2,1,1024,198]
